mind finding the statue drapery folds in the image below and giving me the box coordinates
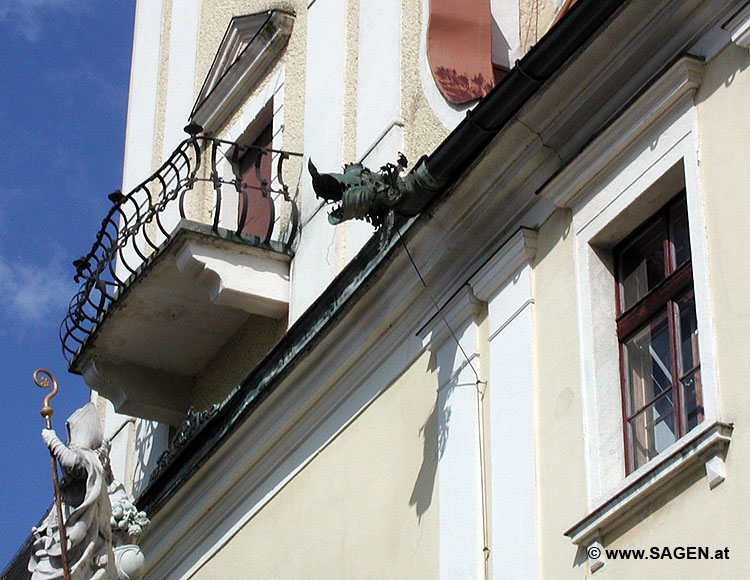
[29,403,149,580]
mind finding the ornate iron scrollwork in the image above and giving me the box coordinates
[60,127,302,363]
[151,404,221,479]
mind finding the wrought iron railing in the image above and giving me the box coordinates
[60,132,302,363]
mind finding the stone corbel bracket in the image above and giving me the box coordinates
[82,359,192,426]
[175,239,290,318]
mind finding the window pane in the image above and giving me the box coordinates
[676,290,699,374]
[619,221,666,310]
[623,311,672,415]
[629,404,676,471]
[682,368,703,431]
[670,196,691,269]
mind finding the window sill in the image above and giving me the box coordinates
[564,420,733,571]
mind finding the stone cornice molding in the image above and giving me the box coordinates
[539,56,704,208]
[469,227,537,302]
[724,2,750,50]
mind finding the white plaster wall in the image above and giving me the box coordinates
[300,0,346,224]
[435,321,483,580]
[132,419,170,496]
[343,122,405,263]
[103,401,132,490]
[122,0,164,192]
[156,0,201,244]
[485,270,537,580]
[117,0,165,282]
[291,0,348,323]
[421,291,484,580]
[491,0,522,69]
[290,206,340,321]
[96,395,169,496]
[356,0,401,159]
[162,0,200,158]
[469,230,539,580]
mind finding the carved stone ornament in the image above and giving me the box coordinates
[29,403,150,580]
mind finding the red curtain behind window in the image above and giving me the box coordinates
[427,0,494,104]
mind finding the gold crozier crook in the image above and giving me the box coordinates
[34,369,72,580]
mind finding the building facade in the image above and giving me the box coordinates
[5,0,750,579]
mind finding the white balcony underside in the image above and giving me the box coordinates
[76,222,290,424]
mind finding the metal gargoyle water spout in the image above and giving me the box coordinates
[308,153,408,246]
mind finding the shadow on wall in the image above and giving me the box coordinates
[132,419,170,497]
[694,42,750,106]
[409,395,450,520]
[409,326,467,520]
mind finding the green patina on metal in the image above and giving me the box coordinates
[308,154,408,245]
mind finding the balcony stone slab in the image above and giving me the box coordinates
[72,221,291,425]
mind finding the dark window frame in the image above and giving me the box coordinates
[614,192,704,474]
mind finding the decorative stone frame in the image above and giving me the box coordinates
[541,56,729,571]
[190,11,293,133]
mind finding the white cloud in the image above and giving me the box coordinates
[0,0,85,42]
[0,247,74,323]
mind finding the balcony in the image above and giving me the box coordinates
[61,130,301,424]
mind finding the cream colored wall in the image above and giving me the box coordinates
[188,351,439,580]
[200,0,308,147]
[577,472,736,579]
[148,0,308,170]
[191,313,287,410]
[584,41,750,579]
[151,0,173,173]
[532,207,590,579]
[519,0,557,54]
[342,0,360,165]
[401,0,451,164]
[531,42,750,578]
[696,43,750,426]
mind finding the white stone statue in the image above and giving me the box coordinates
[102,440,149,580]
[29,403,149,580]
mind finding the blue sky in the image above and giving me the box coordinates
[0,0,134,568]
